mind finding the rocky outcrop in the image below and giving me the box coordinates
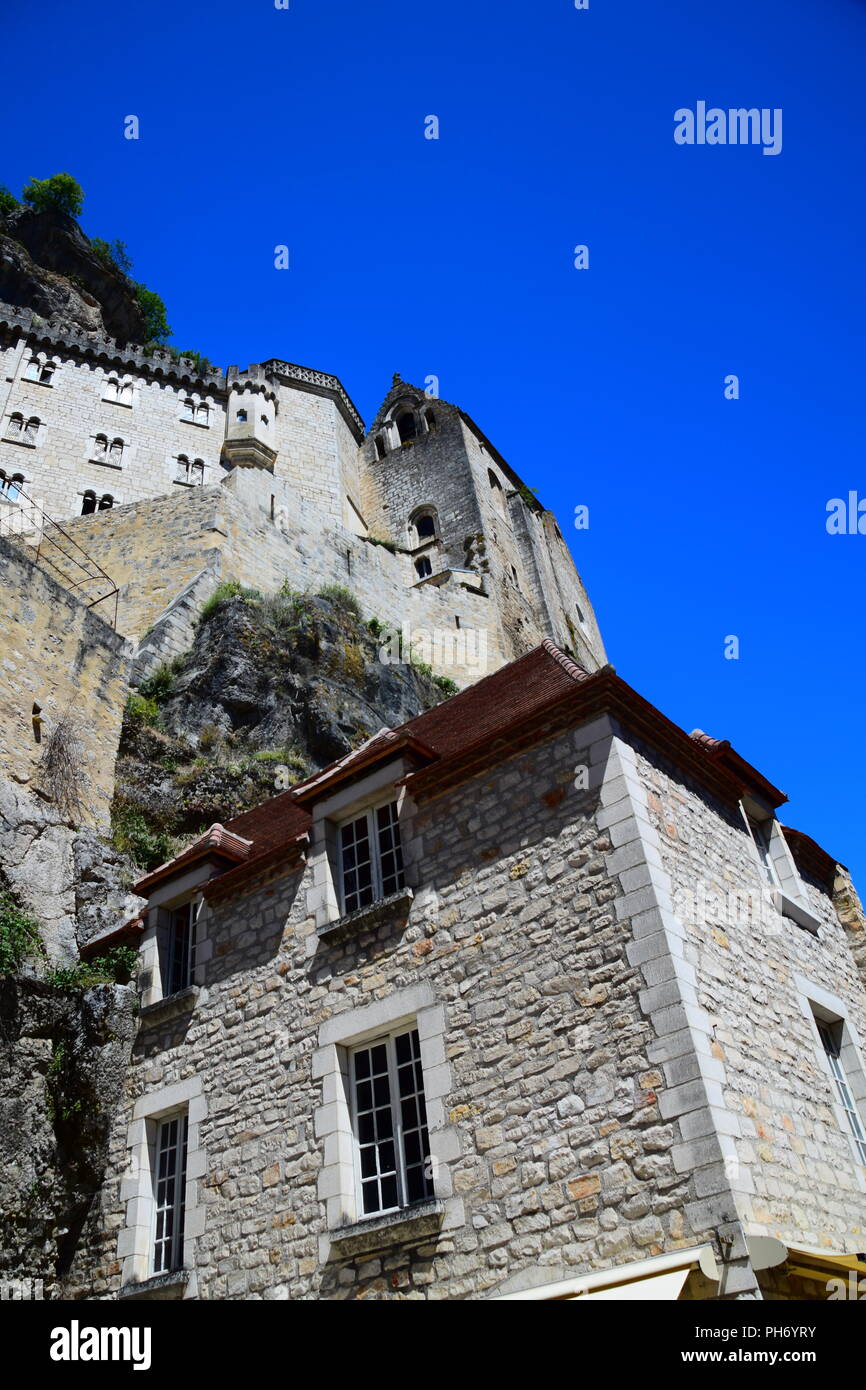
[0,976,137,1294]
[0,207,147,343]
[115,590,450,843]
[0,775,143,962]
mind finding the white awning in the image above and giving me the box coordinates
[493,1246,712,1301]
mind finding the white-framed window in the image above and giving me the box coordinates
[815,1015,866,1166]
[745,811,777,887]
[153,1111,188,1274]
[349,1026,434,1217]
[119,1075,207,1292]
[338,799,404,915]
[741,802,822,931]
[161,900,198,995]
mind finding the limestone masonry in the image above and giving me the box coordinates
[2,291,866,1304]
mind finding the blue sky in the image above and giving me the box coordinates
[3,0,865,883]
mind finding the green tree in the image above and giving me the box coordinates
[135,284,172,343]
[21,172,84,218]
[91,237,134,276]
[0,186,18,217]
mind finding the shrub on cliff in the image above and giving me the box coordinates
[0,891,44,974]
[21,172,84,218]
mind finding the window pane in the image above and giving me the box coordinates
[376,801,404,897]
[340,814,374,913]
[153,1114,187,1274]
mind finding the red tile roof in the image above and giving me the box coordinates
[134,642,838,903]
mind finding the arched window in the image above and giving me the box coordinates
[396,410,417,444]
[8,473,23,501]
[374,435,386,460]
[98,494,114,511]
[118,381,133,404]
[24,417,40,442]
[81,491,97,515]
[175,453,190,482]
[412,509,438,543]
[38,362,54,385]
[182,397,196,421]
[106,378,119,399]
[7,413,23,437]
[191,459,204,485]
[260,414,268,427]
[236,409,247,423]
[196,402,209,424]
[415,556,432,579]
[24,356,41,382]
[109,437,124,459]
[93,433,108,457]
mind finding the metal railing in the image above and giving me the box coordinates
[0,483,120,627]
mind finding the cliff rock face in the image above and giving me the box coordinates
[115,591,450,841]
[0,977,137,1295]
[0,207,148,343]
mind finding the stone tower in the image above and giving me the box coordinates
[358,378,605,672]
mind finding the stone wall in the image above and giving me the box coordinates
[55,475,507,686]
[65,716,741,1301]
[632,738,866,1256]
[0,534,130,825]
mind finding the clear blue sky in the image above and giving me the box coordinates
[3,0,865,885]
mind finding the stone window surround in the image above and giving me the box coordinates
[23,353,58,386]
[88,434,130,470]
[179,396,212,428]
[312,982,463,1263]
[117,1074,207,1296]
[740,797,822,934]
[3,414,42,447]
[304,758,419,941]
[168,452,210,487]
[78,487,123,511]
[138,864,215,1010]
[101,377,136,409]
[793,974,866,1191]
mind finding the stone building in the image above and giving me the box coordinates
[0,301,604,685]
[69,642,866,1301]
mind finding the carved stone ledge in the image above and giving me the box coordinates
[118,1270,190,1301]
[138,985,200,1027]
[327,1200,445,1259]
[317,888,414,940]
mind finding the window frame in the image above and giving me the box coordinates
[814,1014,866,1167]
[152,1110,189,1275]
[162,898,199,996]
[348,1026,434,1220]
[337,797,405,917]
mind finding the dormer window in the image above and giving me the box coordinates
[339,800,404,915]
[746,812,777,887]
[161,900,198,995]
